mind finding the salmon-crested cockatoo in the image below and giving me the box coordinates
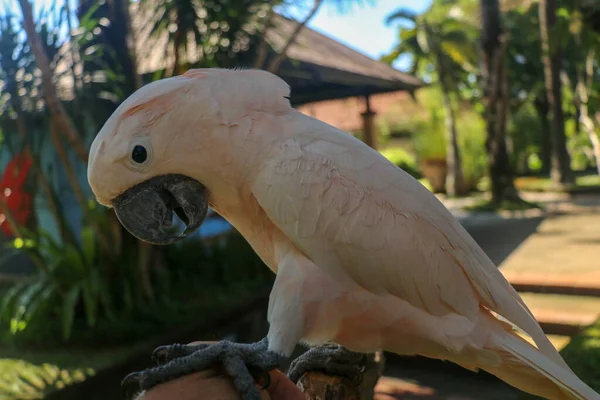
[87,68,599,400]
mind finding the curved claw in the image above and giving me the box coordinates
[121,371,144,400]
[151,345,171,365]
[249,367,271,390]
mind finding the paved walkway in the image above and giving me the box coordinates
[375,192,600,399]
[499,193,600,290]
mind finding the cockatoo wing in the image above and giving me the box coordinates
[252,118,566,368]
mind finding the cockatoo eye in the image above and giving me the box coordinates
[131,145,148,164]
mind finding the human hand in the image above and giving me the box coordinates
[134,342,304,400]
[135,368,305,400]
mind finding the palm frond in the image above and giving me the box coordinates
[385,8,419,25]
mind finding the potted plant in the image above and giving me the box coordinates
[412,115,448,193]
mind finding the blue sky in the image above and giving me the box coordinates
[2,0,431,71]
[306,0,430,68]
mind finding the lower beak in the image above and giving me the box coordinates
[112,174,208,245]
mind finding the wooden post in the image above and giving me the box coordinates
[133,351,385,400]
[296,351,385,400]
[361,95,378,150]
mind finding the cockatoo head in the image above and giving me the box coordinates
[87,68,291,245]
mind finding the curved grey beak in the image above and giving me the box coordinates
[112,174,208,245]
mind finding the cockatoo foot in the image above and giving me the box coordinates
[121,337,285,400]
[287,343,369,385]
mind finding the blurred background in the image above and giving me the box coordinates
[0,0,599,399]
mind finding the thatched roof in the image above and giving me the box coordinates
[130,4,423,105]
[264,15,423,105]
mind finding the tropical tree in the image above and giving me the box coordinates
[138,0,373,77]
[503,4,551,173]
[383,2,478,196]
[77,0,142,100]
[568,2,600,174]
[479,0,520,203]
[539,0,574,185]
[137,0,275,75]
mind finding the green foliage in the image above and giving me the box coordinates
[508,102,545,175]
[456,107,487,188]
[0,207,273,347]
[412,107,447,160]
[140,0,271,73]
[405,87,447,160]
[560,319,600,392]
[514,174,600,193]
[383,1,479,87]
[0,220,112,343]
[0,357,92,399]
[566,119,597,172]
[400,87,487,188]
[380,147,421,179]
[465,198,542,212]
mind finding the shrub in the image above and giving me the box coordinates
[380,147,421,179]
[0,205,272,347]
[456,108,487,189]
[507,102,544,175]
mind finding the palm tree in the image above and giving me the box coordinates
[384,4,478,197]
[139,0,206,76]
[142,0,372,76]
[479,0,521,203]
[539,0,575,185]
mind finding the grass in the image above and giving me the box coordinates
[0,345,137,400]
[515,174,600,193]
[560,319,600,393]
[464,197,543,212]
[520,317,600,398]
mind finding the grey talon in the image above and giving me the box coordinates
[120,338,286,400]
[151,345,170,365]
[121,371,144,400]
[287,344,369,385]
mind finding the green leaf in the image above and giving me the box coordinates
[81,271,100,327]
[81,226,96,265]
[416,27,430,53]
[399,26,417,41]
[0,282,27,321]
[97,272,116,321]
[15,280,47,319]
[23,285,56,326]
[385,8,418,25]
[61,285,81,340]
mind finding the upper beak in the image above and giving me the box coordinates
[112,174,208,245]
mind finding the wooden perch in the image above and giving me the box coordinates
[296,351,385,400]
[134,349,385,400]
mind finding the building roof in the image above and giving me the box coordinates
[130,4,423,105]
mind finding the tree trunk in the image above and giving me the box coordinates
[172,26,184,76]
[64,0,81,100]
[534,95,551,174]
[118,0,143,90]
[539,0,574,185]
[266,0,323,73]
[480,0,519,204]
[253,0,277,69]
[17,0,89,163]
[578,51,600,175]
[438,67,466,197]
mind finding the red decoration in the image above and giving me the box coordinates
[0,152,33,237]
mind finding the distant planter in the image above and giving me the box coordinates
[421,158,447,193]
